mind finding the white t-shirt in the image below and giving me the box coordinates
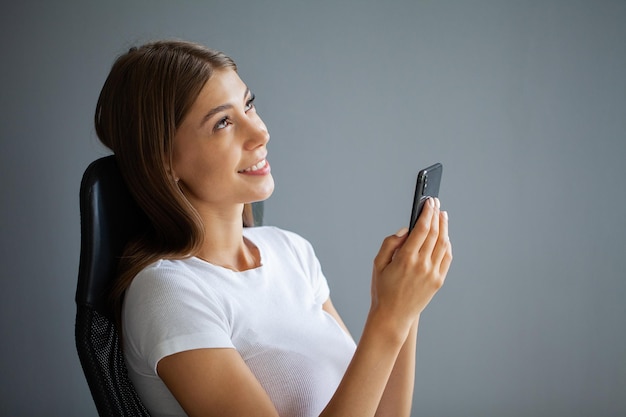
[122,226,357,417]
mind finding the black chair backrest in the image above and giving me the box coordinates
[75,155,263,416]
[75,155,152,416]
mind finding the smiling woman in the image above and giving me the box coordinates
[94,39,452,417]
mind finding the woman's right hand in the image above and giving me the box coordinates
[370,197,453,340]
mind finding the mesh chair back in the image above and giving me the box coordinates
[75,155,151,416]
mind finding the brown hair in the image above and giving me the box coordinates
[95,40,247,319]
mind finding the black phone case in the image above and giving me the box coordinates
[409,163,443,232]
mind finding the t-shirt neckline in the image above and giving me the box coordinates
[188,228,264,274]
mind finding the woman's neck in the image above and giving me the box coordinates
[195,205,260,271]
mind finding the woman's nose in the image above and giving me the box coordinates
[244,115,270,149]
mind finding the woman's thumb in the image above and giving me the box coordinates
[373,228,409,271]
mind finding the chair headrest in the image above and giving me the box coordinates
[76,155,148,319]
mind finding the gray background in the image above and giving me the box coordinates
[1,1,624,416]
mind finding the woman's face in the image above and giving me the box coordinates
[171,69,274,214]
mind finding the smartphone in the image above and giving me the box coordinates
[409,163,443,232]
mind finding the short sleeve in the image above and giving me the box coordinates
[273,228,331,304]
[122,262,235,374]
[305,243,331,304]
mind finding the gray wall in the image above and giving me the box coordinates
[1,1,624,416]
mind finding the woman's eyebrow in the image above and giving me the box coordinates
[199,87,251,128]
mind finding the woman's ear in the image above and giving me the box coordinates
[163,154,180,183]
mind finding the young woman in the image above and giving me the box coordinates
[95,40,452,417]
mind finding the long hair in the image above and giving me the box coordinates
[94,40,243,319]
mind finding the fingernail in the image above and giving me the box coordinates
[435,198,441,209]
[395,227,409,237]
[429,197,434,207]
[442,211,448,220]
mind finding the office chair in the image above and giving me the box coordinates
[75,155,263,416]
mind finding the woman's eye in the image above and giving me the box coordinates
[214,117,230,131]
[245,93,256,112]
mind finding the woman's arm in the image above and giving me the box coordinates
[158,347,280,417]
[375,319,418,417]
[320,197,451,417]
[322,300,418,417]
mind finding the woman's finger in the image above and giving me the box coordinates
[401,197,435,253]
[417,197,441,256]
[439,245,453,277]
[432,210,451,268]
[373,228,409,272]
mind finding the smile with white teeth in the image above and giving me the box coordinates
[239,159,267,173]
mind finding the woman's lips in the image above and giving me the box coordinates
[238,159,270,175]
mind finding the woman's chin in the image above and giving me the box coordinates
[252,176,275,202]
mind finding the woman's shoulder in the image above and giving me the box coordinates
[245,226,319,266]
[129,257,210,294]
[136,257,197,277]
[245,225,312,249]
